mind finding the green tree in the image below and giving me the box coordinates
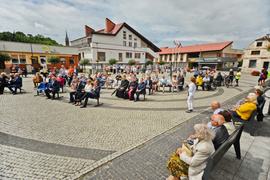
[0,52,11,69]
[47,56,60,67]
[267,45,270,52]
[238,59,243,67]
[128,59,136,65]
[146,60,153,66]
[0,31,63,46]
[108,58,117,65]
[159,60,165,65]
[80,58,90,72]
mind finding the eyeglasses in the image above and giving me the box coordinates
[210,117,217,123]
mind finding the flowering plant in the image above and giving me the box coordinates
[251,71,260,76]
[95,59,100,62]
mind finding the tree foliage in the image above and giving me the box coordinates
[47,56,60,66]
[267,45,270,52]
[0,31,62,46]
[238,59,243,67]
[80,58,90,72]
[159,60,165,65]
[0,52,11,69]
[146,60,153,66]
[128,59,136,65]
[108,58,117,65]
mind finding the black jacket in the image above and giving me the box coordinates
[212,125,229,150]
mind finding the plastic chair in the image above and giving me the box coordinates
[34,83,46,95]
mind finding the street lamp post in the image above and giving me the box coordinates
[96,43,99,73]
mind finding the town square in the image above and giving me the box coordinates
[0,0,270,180]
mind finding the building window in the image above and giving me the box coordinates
[256,42,262,47]
[123,31,126,39]
[129,35,132,40]
[169,55,171,61]
[61,57,66,64]
[19,55,26,64]
[119,53,123,62]
[249,60,257,68]
[126,52,132,58]
[82,52,84,58]
[134,42,137,48]
[123,41,126,46]
[129,42,132,47]
[11,55,19,64]
[217,53,221,57]
[98,52,106,61]
[251,51,260,55]
[135,53,140,59]
[69,58,74,64]
[134,38,137,41]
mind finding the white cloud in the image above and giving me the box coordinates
[0,0,269,49]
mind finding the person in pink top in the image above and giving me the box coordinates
[57,74,65,86]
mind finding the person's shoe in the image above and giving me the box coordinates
[80,106,86,108]
[186,110,192,113]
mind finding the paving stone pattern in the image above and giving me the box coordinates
[0,72,265,179]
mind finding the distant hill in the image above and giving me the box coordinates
[0,31,63,46]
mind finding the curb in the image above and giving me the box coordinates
[69,85,255,180]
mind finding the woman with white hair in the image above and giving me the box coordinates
[166,124,215,180]
[230,93,257,120]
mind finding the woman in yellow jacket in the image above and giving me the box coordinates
[230,93,257,120]
[196,75,203,90]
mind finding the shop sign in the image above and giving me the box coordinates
[189,59,196,61]
[42,46,51,51]
[203,58,218,61]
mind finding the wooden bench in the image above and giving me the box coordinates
[202,124,244,180]
[231,109,257,136]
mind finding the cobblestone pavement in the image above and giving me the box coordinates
[0,72,262,179]
[81,89,270,180]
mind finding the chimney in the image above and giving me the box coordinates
[105,18,115,33]
[85,25,95,36]
[267,34,270,38]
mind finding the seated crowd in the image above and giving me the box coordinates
[166,95,261,180]
[0,72,22,95]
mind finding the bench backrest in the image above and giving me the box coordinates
[202,124,244,180]
[248,109,257,121]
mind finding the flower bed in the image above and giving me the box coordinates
[251,71,260,76]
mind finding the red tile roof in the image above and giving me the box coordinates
[157,41,233,54]
[96,22,125,34]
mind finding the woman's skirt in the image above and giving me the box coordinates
[166,152,189,177]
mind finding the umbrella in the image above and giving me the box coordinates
[202,66,211,69]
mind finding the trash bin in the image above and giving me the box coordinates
[89,69,92,74]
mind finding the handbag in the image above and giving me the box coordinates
[182,140,193,157]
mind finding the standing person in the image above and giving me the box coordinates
[186,76,196,113]
[141,66,146,80]
[0,73,9,94]
[229,69,234,86]
[74,66,79,75]
[183,67,187,77]
[234,69,241,87]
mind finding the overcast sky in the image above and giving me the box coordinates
[1,0,270,50]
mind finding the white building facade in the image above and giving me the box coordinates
[242,34,270,72]
[70,18,160,70]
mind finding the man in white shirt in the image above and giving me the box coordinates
[202,75,210,91]
[146,68,151,77]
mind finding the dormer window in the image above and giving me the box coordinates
[256,42,262,47]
